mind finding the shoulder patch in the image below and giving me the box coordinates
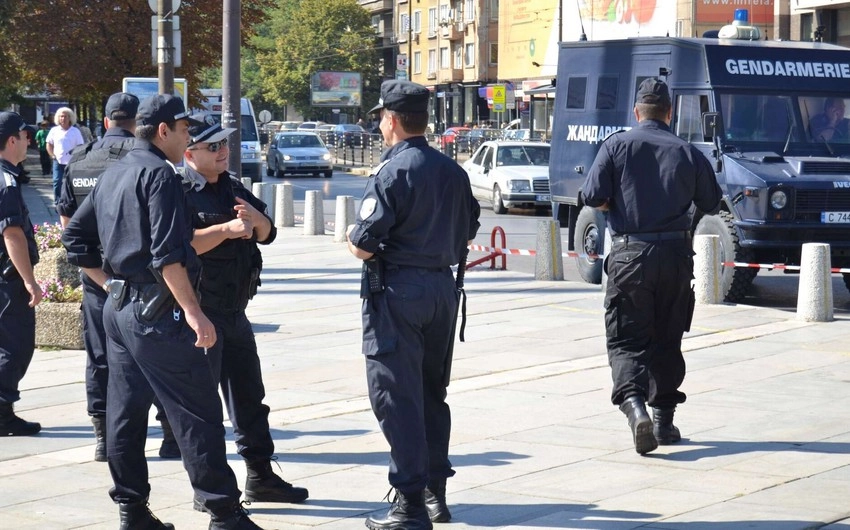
[359,197,378,219]
[3,172,16,187]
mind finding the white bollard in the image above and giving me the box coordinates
[534,219,564,281]
[240,177,252,189]
[694,234,723,304]
[303,190,324,235]
[334,195,355,243]
[797,242,834,322]
[252,182,262,200]
[260,183,275,221]
[274,183,294,228]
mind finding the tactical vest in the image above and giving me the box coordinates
[66,138,135,206]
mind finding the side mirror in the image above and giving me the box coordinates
[702,112,721,140]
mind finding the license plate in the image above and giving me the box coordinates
[536,194,550,202]
[821,211,850,223]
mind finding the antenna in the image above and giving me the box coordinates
[576,0,587,41]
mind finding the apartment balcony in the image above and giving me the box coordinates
[359,0,393,12]
[439,68,463,83]
[440,23,463,40]
[426,71,437,80]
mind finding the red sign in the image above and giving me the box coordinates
[696,0,774,25]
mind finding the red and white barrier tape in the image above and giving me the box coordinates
[467,244,597,259]
[293,214,336,227]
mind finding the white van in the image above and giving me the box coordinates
[197,89,263,182]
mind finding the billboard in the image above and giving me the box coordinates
[310,71,362,107]
[122,77,188,102]
[696,0,774,25]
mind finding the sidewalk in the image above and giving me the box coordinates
[3,155,850,529]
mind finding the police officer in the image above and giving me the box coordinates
[62,95,263,529]
[347,80,480,529]
[0,112,42,437]
[158,114,308,505]
[581,78,722,455]
[57,92,139,461]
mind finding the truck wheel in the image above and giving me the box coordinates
[324,170,333,178]
[492,185,507,214]
[574,206,604,284]
[842,273,850,294]
[694,211,757,303]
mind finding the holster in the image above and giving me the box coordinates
[0,251,17,281]
[360,256,385,299]
[135,282,175,324]
[109,279,127,309]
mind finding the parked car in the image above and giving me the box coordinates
[332,124,370,147]
[461,128,502,152]
[315,123,336,144]
[462,141,551,214]
[297,121,325,131]
[266,132,333,178]
[501,128,539,141]
[440,126,470,149]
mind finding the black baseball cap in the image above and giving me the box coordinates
[105,92,140,120]
[187,113,235,147]
[136,94,203,127]
[369,80,430,114]
[0,112,36,138]
[636,78,671,106]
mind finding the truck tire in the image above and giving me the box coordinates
[694,211,757,303]
[574,206,605,284]
[266,164,273,177]
[492,185,507,214]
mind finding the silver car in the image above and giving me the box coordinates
[266,132,333,178]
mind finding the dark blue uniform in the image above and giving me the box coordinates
[0,160,39,406]
[581,119,722,408]
[181,166,276,462]
[62,141,241,513]
[56,127,135,419]
[349,136,480,495]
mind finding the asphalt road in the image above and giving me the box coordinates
[272,170,850,314]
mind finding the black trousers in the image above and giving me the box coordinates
[362,267,458,494]
[102,294,240,513]
[0,277,35,404]
[604,238,695,408]
[81,274,108,416]
[38,148,51,175]
[205,309,274,464]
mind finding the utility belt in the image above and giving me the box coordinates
[108,280,177,324]
[613,230,691,244]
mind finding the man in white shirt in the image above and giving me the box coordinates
[46,107,85,204]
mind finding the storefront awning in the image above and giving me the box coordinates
[525,83,556,95]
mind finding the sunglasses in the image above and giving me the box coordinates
[190,139,228,153]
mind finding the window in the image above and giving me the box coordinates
[428,8,437,36]
[489,42,498,65]
[566,77,587,109]
[465,0,475,20]
[413,11,421,33]
[454,44,462,69]
[489,0,499,20]
[400,14,410,34]
[675,94,709,142]
[414,51,422,74]
[371,15,381,34]
[464,43,475,67]
[440,3,449,23]
[440,47,449,68]
[428,49,437,75]
[596,76,618,110]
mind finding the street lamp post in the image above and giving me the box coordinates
[223,0,242,178]
[157,0,175,94]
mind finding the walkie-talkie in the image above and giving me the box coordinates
[360,257,385,298]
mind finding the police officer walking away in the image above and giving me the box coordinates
[57,92,139,461]
[581,78,722,455]
[0,112,42,436]
[62,95,263,529]
[159,114,308,505]
[347,80,480,529]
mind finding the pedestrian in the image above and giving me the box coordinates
[35,120,51,175]
[46,107,85,204]
[62,94,264,529]
[0,112,43,437]
[57,92,139,462]
[580,78,722,455]
[154,113,309,507]
[346,80,480,529]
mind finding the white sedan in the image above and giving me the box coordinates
[462,141,551,214]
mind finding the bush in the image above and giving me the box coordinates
[38,278,83,303]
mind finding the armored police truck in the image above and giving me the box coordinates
[550,37,850,301]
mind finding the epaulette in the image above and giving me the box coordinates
[2,170,16,188]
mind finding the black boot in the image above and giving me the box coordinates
[619,396,658,455]
[118,501,174,530]
[652,406,681,445]
[91,415,107,462]
[209,503,264,529]
[423,480,451,523]
[366,489,433,530]
[244,459,309,503]
[0,402,41,436]
[158,417,181,459]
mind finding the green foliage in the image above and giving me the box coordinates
[39,279,83,304]
[256,0,382,118]
[33,223,64,253]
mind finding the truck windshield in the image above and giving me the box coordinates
[718,93,850,146]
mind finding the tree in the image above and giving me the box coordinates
[1,0,273,108]
[256,0,382,119]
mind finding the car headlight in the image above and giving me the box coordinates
[322,153,331,161]
[283,154,292,161]
[507,180,531,193]
[770,190,787,209]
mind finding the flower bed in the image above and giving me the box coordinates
[33,223,84,350]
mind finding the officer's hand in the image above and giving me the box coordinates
[184,307,216,348]
[25,281,43,308]
[234,197,261,225]
[225,218,253,239]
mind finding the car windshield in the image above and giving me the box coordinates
[495,145,550,166]
[279,135,323,148]
[718,93,850,148]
